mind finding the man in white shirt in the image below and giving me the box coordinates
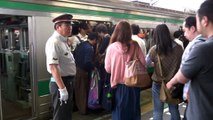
[131,24,146,55]
[45,14,76,120]
[173,31,184,49]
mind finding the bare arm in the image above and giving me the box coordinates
[49,64,65,89]
[167,69,189,90]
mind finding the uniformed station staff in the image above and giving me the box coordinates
[45,13,76,120]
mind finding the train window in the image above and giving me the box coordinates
[0,15,28,51]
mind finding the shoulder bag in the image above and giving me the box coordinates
[158,54,182,104]
[124,43,152,88]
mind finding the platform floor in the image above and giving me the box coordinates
[72,88,153,120]
[72,88,186,120]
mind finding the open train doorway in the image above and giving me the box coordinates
[0,14,32,120]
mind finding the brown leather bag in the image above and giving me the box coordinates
[158,55,181,104]
[124,43,152,88]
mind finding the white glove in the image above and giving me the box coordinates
[58,87,68,106]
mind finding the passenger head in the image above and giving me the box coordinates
[173,31,182,39]
[153,24,173,55]
[196,0,213,38]
[87,32,98,46]
[131,24,140,35]
[183,16,197,41]
[79,22,89,34]
[71,22,79,36]
[95,24,108,38]
[53,14,73,37]
[110,21,132,51]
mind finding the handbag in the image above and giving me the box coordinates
[88,69,101,109]
[171,83,184,100]
[158,55,182,104]
[124,43,152,87]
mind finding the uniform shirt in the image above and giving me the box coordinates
[181,36,213,120]
[46,31,76,79]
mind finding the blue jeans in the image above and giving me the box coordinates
[152,82,180,120]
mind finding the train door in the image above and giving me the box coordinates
[0,15,33,120]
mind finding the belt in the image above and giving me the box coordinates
[62,75,75,79]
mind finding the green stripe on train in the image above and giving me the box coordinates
[38,80,50,96]
[0,1,182,24]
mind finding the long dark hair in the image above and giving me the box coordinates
[110,21,132,52]
[154,24,173,55]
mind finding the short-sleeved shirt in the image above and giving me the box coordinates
[181,36,213,120]
[181,35,205,100]
[132,35,147,55]
[45,31,76,80]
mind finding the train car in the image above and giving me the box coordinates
[0,0,193,119]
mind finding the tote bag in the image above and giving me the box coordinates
[124,44,151,87]
[88,69,101,109]
[160,80,181,104]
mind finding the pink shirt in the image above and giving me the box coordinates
[105,41,145,88]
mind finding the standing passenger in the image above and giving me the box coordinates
[131,24,147,55]
[180,16,206,120]
[77,22,89,41]
[173,30,184,49]
[45,14,76,120]
[146,24,183,120]
[182,16,206,101]
[95,24,110,107]
[74,32,98,114]
[167,1,213,120]
[105,21,145,120]
[95,23,109,66]
[69,22,80,52]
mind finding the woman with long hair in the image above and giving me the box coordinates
[105,21,145,120]
[146,24,183,120]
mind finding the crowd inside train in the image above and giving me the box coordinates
[45,0,213,120]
